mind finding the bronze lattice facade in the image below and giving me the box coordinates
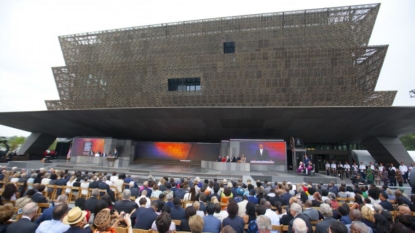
[46,3,396,110]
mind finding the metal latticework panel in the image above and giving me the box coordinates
[45,3,396,110]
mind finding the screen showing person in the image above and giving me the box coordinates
[237,141,286,165]
[255,144,270,161]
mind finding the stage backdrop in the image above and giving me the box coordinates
[71,137,106,156]
[229,139,287,165]
[134,142,220,161]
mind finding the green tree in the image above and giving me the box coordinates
[7,136,26,151]
[48,140,57,150]
[400,133,415,150]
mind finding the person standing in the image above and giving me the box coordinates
[399,162,408,183]
[352,162,358,176]
[325,162,330,176]
[389,165,396,187]
[331,162,337,177]
[255,144,270,161]
[344,162,350,179]
[359,162,366,180]
[113,149,118,158]
[303,155,310,166]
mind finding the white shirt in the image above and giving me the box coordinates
[390,166,396,171]
[378,166,384,172]
[331,163,336,169]
[338,164,344,168]
[237,200,248,217]
[265,209,280,233]
[370,164,375,169]
[213,211,229,222]
[352,165,358,171]
[344,164,350,171]
[359,164,366,172]
[325,163,330,169]
[260,149,263,155]
[399,165,408,173]
[136,196,151,208]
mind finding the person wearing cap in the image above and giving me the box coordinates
[35,204,70,233]
[62,207,92,233]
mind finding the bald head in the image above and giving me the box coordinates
[304,200,312,208]
[350,209,362,221]
[398,205,412,216]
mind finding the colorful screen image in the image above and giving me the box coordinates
[83,142,92,152]
[71,138,106,156]
[134,142,220,161]
[237,140,286,165]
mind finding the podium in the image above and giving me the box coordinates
[106,157,118,167]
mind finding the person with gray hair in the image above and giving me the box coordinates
[35,194,69,224]
[115,189,138,220]
[292,218,308,233]
[314,203,336,233]
[345,210,374,233]
[5,202,38,232]
[257,215,272,233]
[372,203,383,213]
[287,203,312,233]
[350,221,370,233]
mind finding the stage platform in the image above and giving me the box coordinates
[5,159,348,185]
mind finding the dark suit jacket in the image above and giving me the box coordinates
[88,181,100,189]
[280,193,291,205]
[134,208,157,230]
[31,193,47,203]
[379,200,394,211]
[115,200,138,215]
[315,217,336,233]
[174,189,186,199]
[170,206,186,220]
[5,218,37,233]
[255,149,270,160]
[85,197,99,212]
[288,214,313,233]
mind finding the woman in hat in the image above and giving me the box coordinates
[92,208,132,233]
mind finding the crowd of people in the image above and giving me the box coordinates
[0,166,414,233]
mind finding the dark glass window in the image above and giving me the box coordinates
[224,42,235,54]
[168,77,201,91]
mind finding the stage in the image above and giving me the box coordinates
[6,159,344,185]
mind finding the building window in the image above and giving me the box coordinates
[224,42,235,54]
[168,77,201,91]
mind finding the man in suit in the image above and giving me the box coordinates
[115,189,138,224]
[170,197,186,220]
[36,194,68,224]
[56,174,69,195]
[302,200,319,221]
[280,188,292,206]
[85,189,100,212]
[113,149,118,158]
[314,204,336,233]
[174,184,186,199]
[255,144,270,161]
[88,176,100,189]
[6,202,38,233]
[287,203,312,233]
[31,184,48,203]
[379,192,393,211]
[134,200,158,230]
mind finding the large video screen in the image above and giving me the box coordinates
[71,138,106,156]
[233,140,286,165]
[134,142,219,161]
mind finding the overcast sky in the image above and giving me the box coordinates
[0,0,414,137]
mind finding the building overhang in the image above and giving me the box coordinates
[0,106,414,143]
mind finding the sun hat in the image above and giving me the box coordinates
[63,207,87,225]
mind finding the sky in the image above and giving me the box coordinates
[0,0,414,137]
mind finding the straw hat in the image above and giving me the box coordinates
[63,207,87,225]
